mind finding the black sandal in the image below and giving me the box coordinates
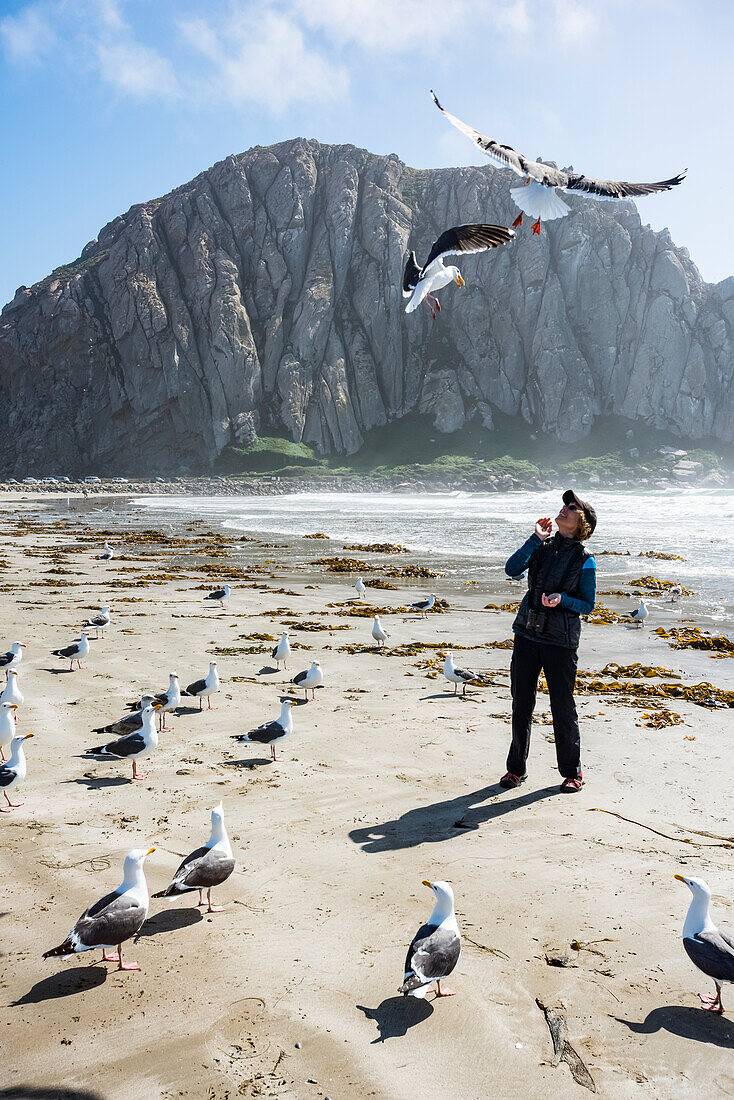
[560,774,583,793]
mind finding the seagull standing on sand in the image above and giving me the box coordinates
[272,632,291,670]
[443,654,474,696]
[675,873,734,1014]
[372,616,389,647]
[430,90,686,235]
[153,803,235,914]
[627,600,649,628]
[100,541,114,560]
[82,606,112,639]
[43,847,156,972]
[0,701,19,761]
[354,577,366,601]
[1,670,23,710]
[291,661,324,700]
[153,673,181,731]
[204,584,231,610]
[0,641,25,680]
[183,661,219,710]
[400,880,462,999]
[0,733,33,811]
[410,594,436,617]
[52,631,90,671]
[669,585,683,604]
[404,224,513,319]
[232,699,294,761]
[86,703,161,780]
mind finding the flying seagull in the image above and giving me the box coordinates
[399,879,461,999]
[204,584,231,609]
[675,873,734,1014]
[291,660,324,701]
[231,699,294,761]
[183,661,219,710]
[404,224,513,319]
[153,803,235,914]
[52,631,90,671]
[0,733,34,812]
[443,653,474,696]
[43,847,155,972]
[0,641,25,680]
[430,90,686,235]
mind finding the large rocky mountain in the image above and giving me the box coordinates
[1,138,733,474]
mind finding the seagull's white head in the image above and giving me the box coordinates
[447,266,464,287]
[8,670,18,679]
[170,673,178,682]
[13,732,34,746]
[313,661,321,668]
[2,701,17,710]
[422,879,455,919]
[674,873,711,900]
[11,642,25,653]
[211,801,225,826]
[123,846,156,880]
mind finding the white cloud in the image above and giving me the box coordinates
[551,0,598,46]
[94,38,180,100]
[0,2,56,63]
[178,8,348,113]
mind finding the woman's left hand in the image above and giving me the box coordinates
[541,592,562,608]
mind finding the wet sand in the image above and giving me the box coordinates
[2,496,734,1100]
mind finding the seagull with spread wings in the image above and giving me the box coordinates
[403,223,514,319]
[431,91,686,235]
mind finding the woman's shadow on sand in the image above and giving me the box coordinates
[357,997,433,1042]
[349,784,558,852]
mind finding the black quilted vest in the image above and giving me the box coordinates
[513,534,591,649]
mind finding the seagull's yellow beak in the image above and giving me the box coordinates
[146,846,156,855]
[20,644,26,648]
[10,704,18,710]
[23,733,34,739]
[674,873,686,883]
[421,879,432,888]
[456,274,465,287]
[153,703,163,710]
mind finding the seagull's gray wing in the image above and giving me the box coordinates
[403,251,422,295]
[431,91,566,185]
[684,931,734,983]
[563,169,686,199]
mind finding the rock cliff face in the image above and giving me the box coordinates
[1,138,732,473]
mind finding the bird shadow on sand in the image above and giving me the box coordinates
[41,667,76,675]
[349,784,559,852]
[357,997,433,1043]
[11,965,107,1006]
[616,1006,734,1048]
[221,757,272,770]
[68,774,131,789]
[137,907,203,937]
[420,692,483,704]
[258,665,280,675]
[0,1089,105,1100]
[175,705,206,716]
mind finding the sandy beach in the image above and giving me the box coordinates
[2,494,734,1100]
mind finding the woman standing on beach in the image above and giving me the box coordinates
[500,490,597,793]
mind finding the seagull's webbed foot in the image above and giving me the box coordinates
[512,212,523,229]
[699,991,725,1013]
[117,959,140,971]
[206,890,224,913]
[531,217,541,235]
[434,981,456,997]
[102,950,120,963]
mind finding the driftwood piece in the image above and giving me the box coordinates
[536,998,596,1092]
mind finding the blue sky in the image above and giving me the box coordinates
[1,0,732,307]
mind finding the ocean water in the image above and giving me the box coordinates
[138,488,734,626]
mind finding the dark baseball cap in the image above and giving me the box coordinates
[563,489,597,535]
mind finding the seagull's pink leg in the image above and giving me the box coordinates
[197,889,206,906]
[2,791,22,810]
[699,988,724,1013]
[132,761,146,781]
[102,949,120,962]
[434,980,456,997]
[117,944,140,971]
[206,888,225,913]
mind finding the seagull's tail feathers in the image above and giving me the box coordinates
[43,939,76,959]
[399,973,430,998]
[405,287,426,314]
[152,883,187,899]
[510,179,570,220]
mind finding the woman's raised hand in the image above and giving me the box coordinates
[535,516,553,540]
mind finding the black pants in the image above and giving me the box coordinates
[506,633,581,779]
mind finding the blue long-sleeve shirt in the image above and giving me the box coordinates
[505,533,596,616]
